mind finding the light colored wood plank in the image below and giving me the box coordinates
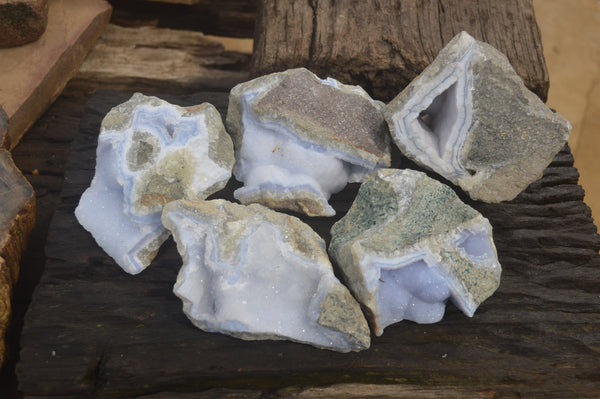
[0,0,112,149]
[68,24,249,96]
[205,35,253,54]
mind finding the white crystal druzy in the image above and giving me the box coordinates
[75,94,234,274]
[162,199,370,352]
[227,68,391,216]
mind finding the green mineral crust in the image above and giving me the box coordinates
[330,169,501,335]
[385,31,571,202]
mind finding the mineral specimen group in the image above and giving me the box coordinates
[162,199,371,352]
[385,31,571,203]
[227,67,391,216]
[75,93,234,274]
[329,169,501,335]
[74,28,580,347]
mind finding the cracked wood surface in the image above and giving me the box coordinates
[251,0,549,102]
[15,90,600,398]
[66,24,250,97]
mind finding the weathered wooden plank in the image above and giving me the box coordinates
[0,0,111,149]
[16,90,600,398]
[0,95,88,396]
[110,0,257,38]
[251,0,549,102]
[132,384,489,399]
[65,24,250,98]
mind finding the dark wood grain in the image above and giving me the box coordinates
[251,0,549,103]
[109,0,257,38]
[0,95,88,397]
[16,90,600,398]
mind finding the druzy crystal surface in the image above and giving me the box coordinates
[162,199,371,352]
[329,169,501,335]
[75,93,234,274]
[385,31,571,202]
[227,67,391,216]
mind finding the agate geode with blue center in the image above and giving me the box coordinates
[75,93,234,274]
[330,168,501,335]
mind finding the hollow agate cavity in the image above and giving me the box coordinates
[227,67,391,216]
[161,199,370,352]
[75,93,234,274]
[385,31,571,202]
[329,169,501,335]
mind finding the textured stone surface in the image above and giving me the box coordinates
[75,93,234,274]
[0,0,48,47]
[385,31,571,203]
[162,199,370,352]
[0,109,35,370]
[330,169,501,335]
[227,67,390,216]
[0,149,35,284]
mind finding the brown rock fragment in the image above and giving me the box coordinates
[0,0,48,47]
[0,110,36,369]
[0,148,35,282]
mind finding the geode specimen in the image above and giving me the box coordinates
[162,199,371,352]
[75,93,234,274]
[227,67,391,216]
[329,169,501,335]
[385,31,571,202]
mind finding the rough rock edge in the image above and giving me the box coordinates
[162,199,370,352]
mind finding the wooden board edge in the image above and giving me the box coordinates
[7,0,113,150]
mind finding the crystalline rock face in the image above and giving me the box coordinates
[227,67,391,217]
[385,31,571,202]
[329,168,501,336]
[75,93,234,274]
[161,199,371,352]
